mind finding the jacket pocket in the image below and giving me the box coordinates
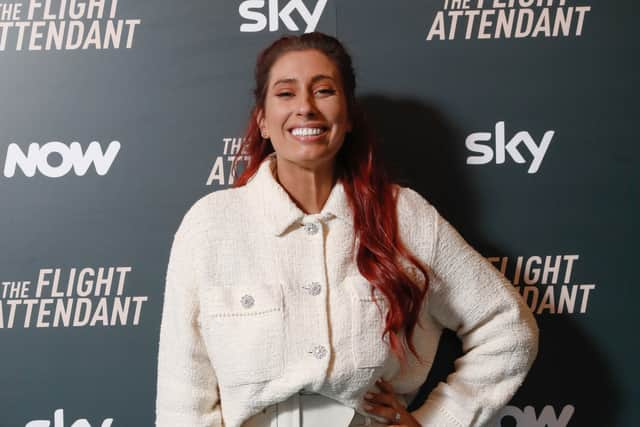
[344,275,391,369]
[200,283,284,386]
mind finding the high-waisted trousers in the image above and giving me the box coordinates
[243,392,387,427]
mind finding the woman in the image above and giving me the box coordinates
[156,32,538,427]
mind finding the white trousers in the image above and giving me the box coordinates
[243,393,387,427]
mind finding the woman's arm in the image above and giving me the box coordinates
[156,214,222,427]
[400,189,539,427]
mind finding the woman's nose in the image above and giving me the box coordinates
[296,92,317,117]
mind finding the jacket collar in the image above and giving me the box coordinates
[245,154,353,236]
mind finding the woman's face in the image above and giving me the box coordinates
[257,49,352,171]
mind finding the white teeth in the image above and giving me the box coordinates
[291,127,324,136]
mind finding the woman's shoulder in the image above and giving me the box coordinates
[393,185,441,261]
[175,185,250,238]
[393,184,437,220]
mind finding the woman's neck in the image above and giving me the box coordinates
[274,156,335,214]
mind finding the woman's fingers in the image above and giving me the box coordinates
[364,391,395,407]
[362,400,401,423]
[364,379,405,424]
[364,378,397,408]
[364,379,421,427]
[376,378,394,393]
[364,378,419,427]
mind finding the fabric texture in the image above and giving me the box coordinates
[242,392,387,427]
[156,154,539,427]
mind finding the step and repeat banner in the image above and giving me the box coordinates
[1,1,637,426]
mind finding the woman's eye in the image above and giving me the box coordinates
[316,88,336,95]
[276,92,293,97]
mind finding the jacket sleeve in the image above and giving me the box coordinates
[156,214,223,427]
[404,192,539,427]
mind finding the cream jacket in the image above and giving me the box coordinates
[156,155,539,427]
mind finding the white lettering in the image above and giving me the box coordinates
[26,408,114,427]
[3,140,121,178]
[492,404,575,427]
[465,121,554,174]
[239,0,327,33]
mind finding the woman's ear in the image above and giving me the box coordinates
[256,109,269,139]
[256,108,263,127]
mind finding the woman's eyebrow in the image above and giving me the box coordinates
[272,74,335,88]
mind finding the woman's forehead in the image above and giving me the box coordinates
[268,50,339,84]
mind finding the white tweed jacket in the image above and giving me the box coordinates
[156,154,539,427]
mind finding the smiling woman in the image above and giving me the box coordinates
[156,32,539,427]
[255,49,352,204]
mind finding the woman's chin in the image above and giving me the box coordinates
[279,151,338,171]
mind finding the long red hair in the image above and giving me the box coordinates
[233,32,429,362]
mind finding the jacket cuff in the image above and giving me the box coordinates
[410,395,474,427]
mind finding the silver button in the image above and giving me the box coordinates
[303,222,319,235]
[240,294,255,309]
[310,345,328,359]
[303,282,322,296]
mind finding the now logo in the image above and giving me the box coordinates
[492,404,575,427]
[3,140,121,178]
[25,408,114,427]
[465,121,554,174]
[239,0,327,33]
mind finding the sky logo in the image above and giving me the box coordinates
[25,408,114,427]
[465,121,554,174]
[239,0,327,33]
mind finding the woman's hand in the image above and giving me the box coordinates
[363,378,421,427]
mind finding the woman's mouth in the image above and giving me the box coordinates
[289,127,329,142]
